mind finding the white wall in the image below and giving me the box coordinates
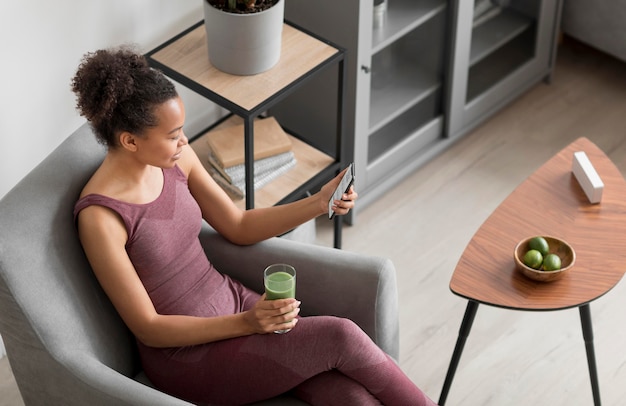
[0,0,223,358]
[0,0,225,198]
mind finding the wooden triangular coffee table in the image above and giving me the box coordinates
[439,137,626,405]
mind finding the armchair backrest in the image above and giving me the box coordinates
[0,124,140,403]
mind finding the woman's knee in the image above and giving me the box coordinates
[324,317,375,350]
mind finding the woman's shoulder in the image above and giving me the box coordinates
[74,163,135,222]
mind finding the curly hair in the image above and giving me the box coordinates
[71,45,178,148]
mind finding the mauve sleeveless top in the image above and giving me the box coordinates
[73,165,242,319]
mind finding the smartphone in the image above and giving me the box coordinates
[328,163,355,219]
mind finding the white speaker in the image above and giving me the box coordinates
[572,151,604,204]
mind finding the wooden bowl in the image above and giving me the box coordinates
[514,236,576,282]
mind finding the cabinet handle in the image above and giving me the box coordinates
[361,65,370,74]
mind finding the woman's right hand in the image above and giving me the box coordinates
[244,294,301,334]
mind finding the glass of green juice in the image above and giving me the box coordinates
[263,263,296,334]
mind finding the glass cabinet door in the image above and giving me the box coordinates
[363,0,450,189]
[446,0,561,138]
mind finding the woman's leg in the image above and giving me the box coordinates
[143,316,436,405]
[238,280,383,405]
[288,317,436,406]
[293,370,382,406]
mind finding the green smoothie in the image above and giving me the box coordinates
[264,270,296,300]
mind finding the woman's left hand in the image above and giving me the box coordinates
[244,294,301,334]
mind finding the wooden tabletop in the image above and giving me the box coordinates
[149,23,339,112]
[450,137,626,310]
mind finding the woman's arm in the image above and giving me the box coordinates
[76,204,301,348]
[179,144,357,245]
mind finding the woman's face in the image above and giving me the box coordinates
[135,96,188,168]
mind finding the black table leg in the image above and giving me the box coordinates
[439,300,479,406]
[333,215,342,249]
[579,304,602,406]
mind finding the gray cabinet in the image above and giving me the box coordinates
[447,0,562,137]
[280,0,562,220]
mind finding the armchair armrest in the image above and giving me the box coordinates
[64,354,193,406]
[198,224,399,360]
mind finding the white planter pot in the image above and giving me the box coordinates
[203,0,284,76]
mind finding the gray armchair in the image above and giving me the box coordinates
[0,123,400,405]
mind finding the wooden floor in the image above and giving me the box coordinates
[316,37,626,405]
[2,37,626,406]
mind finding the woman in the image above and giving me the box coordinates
[72,46,436,406]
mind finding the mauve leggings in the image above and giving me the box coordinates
[141,289,437,405]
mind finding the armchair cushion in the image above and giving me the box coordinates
[0,123,399,405]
